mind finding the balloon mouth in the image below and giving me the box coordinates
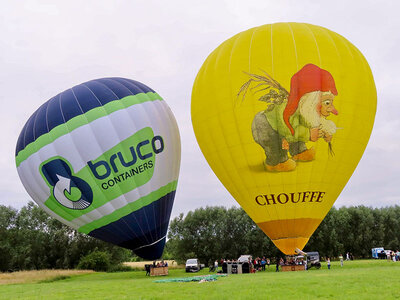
[271,237,310,255]
[132,236,167,260]
[257,218,322,255]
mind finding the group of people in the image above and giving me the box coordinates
[212,257,272,272]
[387,250,400,262]
[152,260,168,268]
[275,256,307,272]
[251,257,271,271]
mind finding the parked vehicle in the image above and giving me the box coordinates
[185,258,202,272]
[306,251,321,269]
[372,247,385,259]
[238,255,252,263]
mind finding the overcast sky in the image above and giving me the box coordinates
[1,0,399,218]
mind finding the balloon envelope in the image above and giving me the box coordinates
[191,23,376,254]
[16,78,181,260]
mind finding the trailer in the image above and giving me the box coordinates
[372,247,385,259]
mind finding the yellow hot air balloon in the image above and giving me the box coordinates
[191,23,376,255]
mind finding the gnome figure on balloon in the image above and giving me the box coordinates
[239,64,339,172]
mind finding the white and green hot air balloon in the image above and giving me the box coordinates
[15,78,180,259]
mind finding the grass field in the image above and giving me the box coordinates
[1,260,400,299]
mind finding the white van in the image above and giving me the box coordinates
[185,258,201,272]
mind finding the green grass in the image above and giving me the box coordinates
[1,260,400,299]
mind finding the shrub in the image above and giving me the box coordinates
[77,251,110,272]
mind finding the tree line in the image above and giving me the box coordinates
[2,202,400,272]
[0,202,131,272]
[166,205,400,265]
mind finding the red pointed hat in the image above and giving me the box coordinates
[283,64,338,135]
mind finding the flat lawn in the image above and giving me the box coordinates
[1,260,400,299]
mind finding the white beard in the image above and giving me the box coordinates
[298,91,337,135]
[320,117,337,135]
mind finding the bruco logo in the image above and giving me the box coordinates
[41,158,93,210]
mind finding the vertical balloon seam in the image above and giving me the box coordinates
[311,25,345,235]
[74,82,146,244]
[80,110,154,246]
[15,114,29,156]
[245,25,275,233]
[72,83,139,244]
[195,42,242,203]
[321,29,360,212]
[22,114,35,158]
[42,99,96,225]
[348,39,378,115]
[272,23,292,241]
[122,79,174,248]
[113,78,172,250]
[35,102,77,216]
[151,100,178,241]
[92,79,147,243]
[118,75,170,244]
[145,96,166,242]
[165,103,181,241]
[297,23,325,245]
[284,22,301,250]
[59,87,118,233]
[47,93,90,222]
[31,104,51,205]
[49,94,87,223]
[161,104,180,242]
[249,25,275,229]
[103,85,164,251]
[25,102,71,223]
[30,97,71,221]
[161,98,181,243]
[114,80,158,245]
[264,23,278,230]
[160,105,178,243]
[269,23,290,242]
[339,34,376,195]
[304,24,347,244]
[82,81,152,246]
[66,89,109,221]
[281,22,298,251]
[224,31,254,211]
[330,31,374,219]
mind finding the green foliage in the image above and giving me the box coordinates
[0,202,133,272]
[77,250,111,271]
[167,206,280,265]
[167,206,400,262]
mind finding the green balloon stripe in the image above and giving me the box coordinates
[78,180,178,234]
[15,92,162,167]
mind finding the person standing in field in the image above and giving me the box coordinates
[266,258,270,269]
[214,260,218,271]
[327,257,331,270]
[339,254,344,267]
[275,258,280,272]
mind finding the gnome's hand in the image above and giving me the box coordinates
[324,134,333,143]
[310,128,320,142]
